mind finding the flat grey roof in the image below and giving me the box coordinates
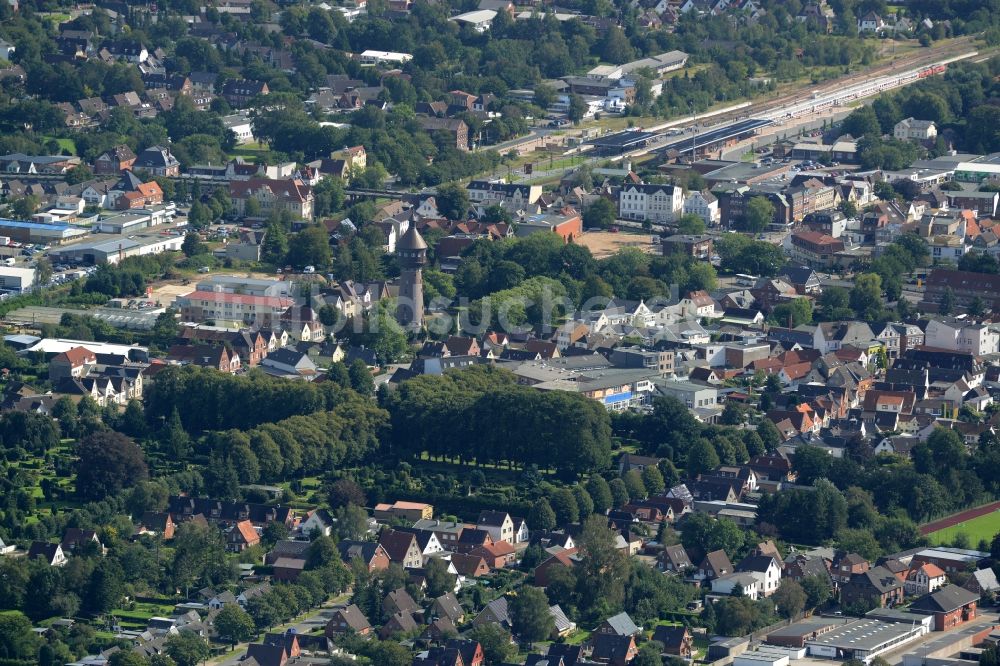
[807,619,921,652]
[655,379,718,392]
[768,621,839,639]
[865,608,932,624]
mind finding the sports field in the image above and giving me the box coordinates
[926,509,1000,545]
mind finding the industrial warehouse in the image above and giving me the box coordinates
[0,218,89,244]
[47,230,185,265]
[804,619,927,662]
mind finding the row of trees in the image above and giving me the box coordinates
[143,365,356,433]
[384,366,613,479]
[201,395,388,492]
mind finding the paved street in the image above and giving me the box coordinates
[210,600,345,666]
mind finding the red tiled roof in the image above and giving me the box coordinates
[914,562,946,578]
[781,361,812,380]
[136,181,162,197]
[233,520,258,544]
[230,178,311,203]
[55,346,96,366]
[181,291,294,308]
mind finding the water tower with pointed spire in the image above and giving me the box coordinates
[396,225,426,330]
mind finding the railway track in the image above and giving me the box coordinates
[669,36,984,134]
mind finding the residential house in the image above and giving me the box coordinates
[260,348,318,379]
[378,530,424,569]
[383,587,420,618]
[535,549,578,587]
[222,79,269,107]
[412,519,466,550]
[591,634,638,666]
[166,344,241,373]
[337,541,391,572]
[415,640,485,666]
[374,501,433,522]
[227,520,260,552]
[471,541,517,569]
[451,553,491,578]
[652,625,693,658]
[964,569,1000,597]
[137,511,177,539]
[230,178,314,220]
[132,145,180,177]
[712,572,765,600]
[395,527,445,561]
[94,145,136,174]
[416,117,469,151]
[894,118,937,143]
[431,592,465,625]
[857,11,884,31]
[264,540,311,566]
[840,566,904,607]
[473,596,513,630]
[660,544,693,574]
[904,563,948,596]
[618,183,684,224]
[325,604,372,637]
[476,510,515,544]
[735,555,783,597]
[831,552,870,585]
[28,541,68,566]
[695,550,733,581]
[49,346,96,381]
[593,611,641,638]
[683,190,720,226]
[783,553,832,585]
[61,528,102,554]
[661,234,714,260]
[466,180,542,208]
[908,585,979,631]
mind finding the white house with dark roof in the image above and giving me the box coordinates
[132,145,180,177]
[894,118,937,142]
[477,510,514,544]
[618,183,684,224]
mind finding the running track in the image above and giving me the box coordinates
[919,500,1000,536]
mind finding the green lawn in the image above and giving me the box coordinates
[927,510,1000,546]
[112,600,178,627]
[41,136,77,155]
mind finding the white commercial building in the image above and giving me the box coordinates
[449,9,496,32]
[222,114,254,145]
[357,50,413,66]
[587,50,688,80]
[19,338,148,359]
[618,183,684,224]
[683,190,720,226]
[48,231,184,266]
[807,619,925,664]
[734,649,790,666]
[0,267,35,293]
[894,118,937,142]
[924,319,1000,357]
